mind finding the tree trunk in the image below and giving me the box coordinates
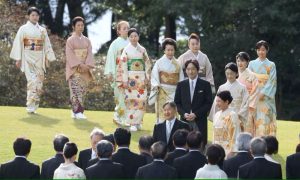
[40,1,54,32]
[66,0,88,36]
[110,13,118,40]
[164,14,176,40]
[53,0,66,36]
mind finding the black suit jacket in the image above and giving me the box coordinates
[165,148,187,166]
[41,153,64,179]
[86,159,125,179]
[173,151,207,179]
[174,78,212,145]
[87,158,98,168]
[78,148,92,170]
[223,152,253,178]
[112,148,147,178]
[140,152,153,164]
[0,157,40,179]
[135,161,177,179]
[153,119,190,152]
[286,152,300,179]
[238,158,282,179]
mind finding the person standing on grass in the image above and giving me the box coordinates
[10,7,56,113]
[66,16,95,120]
[104,21,130,125]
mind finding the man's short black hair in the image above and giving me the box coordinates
[139,135,154,151]
[173,129,189,147]
[13,137,32,156]
[53,134,69,152]
[114,128,131,146]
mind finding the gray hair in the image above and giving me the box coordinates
[96,140,113,158]
[250,137,267,156]
[90,127,105,139]
[237,133,253,151]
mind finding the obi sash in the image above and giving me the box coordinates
[127,59,145,71]
[159,71,179,86]
[74,48,88,63]
[23,37,44,51]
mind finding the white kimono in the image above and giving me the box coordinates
[150,55,184,122]
[209,80,249,126]
[10,21,56,112]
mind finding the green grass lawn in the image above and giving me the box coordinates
[0,106,299,178]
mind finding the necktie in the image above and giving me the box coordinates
[166,121,172,143]
[190,80,194,102]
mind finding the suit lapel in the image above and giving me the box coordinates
[169,120,178,144]
[186,80,192,105]
[162,121,168,143]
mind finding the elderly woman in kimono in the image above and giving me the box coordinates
[177,33,215,93]
[150,38,184,123]
[116,28,151,131]
[104,21,130,125]
[66,16,95,119]
[209,62,249,130]
[213,90,241,156]
[236,52,259,136]
[10,7,56,113]
[248,40,277,136]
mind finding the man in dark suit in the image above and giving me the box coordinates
[86,140,125,179]
[0,137,40,179]
[165,129,188,166]
[286,144,300,179]
[138,135,154,164]
[175,60,212,149]
[223,132,253,178]
[136,141,177,179]
[153,101,190,152]
[238,137,282,179]
[112,128,147,178]
[41,134,69,179]
[78,127,105,170]
[173,131,207,179]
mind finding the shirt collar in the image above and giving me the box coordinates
[254,156,265,159]
[15,155,27,159]
[99,158,110,161]
[153,159,164,162]
[189,76,198,83]
[175,147,186,151]
[118,147,130,150]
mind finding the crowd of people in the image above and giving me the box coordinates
[4,6,289,179]
[0,128,300,179]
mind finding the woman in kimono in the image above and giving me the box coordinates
[150,38,184,123]
[248,40,277,136]
[209,62,249,129]
[116,28,151,131]
[213,90,241,156]
[177,33,215,93]
[236,52,259,136]
[104,21,130,125]
[10,7,56,113]
[66,16,95,119]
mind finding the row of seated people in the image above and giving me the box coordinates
[0,127,300,179]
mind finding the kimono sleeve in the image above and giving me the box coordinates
[85,39,95,68]
[261,62,277,99]
[10,26,24,61]
[43,29,56,61]
[66,38,81,68]
[143,50,152,80]
[104,41,116,76]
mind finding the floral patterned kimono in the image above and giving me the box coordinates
[209,80,249,129]
[238,68,259,136]
[213,108,241,155]
[177,50,215,93]
[150,55,184,122]
[10,21,56,112]
[66,34,94,114]
[248,58,277,136]
[116,43,151,126]
[104,37,129,124]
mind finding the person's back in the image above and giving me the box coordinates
[173,131,206,179]
[0,137,40,179]
[112,128,146,178]
[286,149,300,179]
[86,140,125,179]
[238,137,282,179]
[53,142,85,179]
[136,142,177,179]
[41,134,69,179]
